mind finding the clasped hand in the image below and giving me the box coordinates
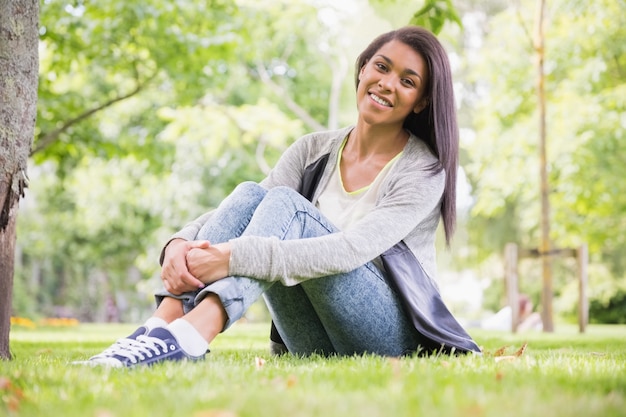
[160,239,231,295]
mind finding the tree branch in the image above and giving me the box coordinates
[514,0,535,52]
[215,105,274,176]
[31,73,157,156]
[255,60,326,132]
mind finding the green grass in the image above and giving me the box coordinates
[2,322,625,417]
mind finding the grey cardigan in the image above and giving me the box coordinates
[166,126,480,353]
[168,126,444,286]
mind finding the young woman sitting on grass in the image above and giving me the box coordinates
[76,25,481,368]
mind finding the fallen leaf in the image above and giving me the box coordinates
[12,387,24,400]
[255,356,266,369]
[514,342,528,357]
[462,404,484,417]
[493,345,509,357]
[7,396,20,412]
[286,375,298,388]
[0,377,11,390]
[385,357,404,380]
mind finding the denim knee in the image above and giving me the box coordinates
[232,181,267,198]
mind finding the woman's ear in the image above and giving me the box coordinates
[358,61,368,80]
[413,97,429,114]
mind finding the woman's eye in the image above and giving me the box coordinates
[375,63,387,71]
[402,78,415,87]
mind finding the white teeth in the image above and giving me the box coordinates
[370,94,391,107]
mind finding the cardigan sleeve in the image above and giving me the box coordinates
[158,129,340,265]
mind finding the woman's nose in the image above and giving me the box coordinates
[378,74,394,91]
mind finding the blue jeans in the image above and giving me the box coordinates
[156,182,423,356]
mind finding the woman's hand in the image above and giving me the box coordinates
[161,239,210,295]
[186,242,231,284]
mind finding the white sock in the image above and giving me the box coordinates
[166,319,209,357]
[143,317,167,331]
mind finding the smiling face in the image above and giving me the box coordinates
[356,39,429,129]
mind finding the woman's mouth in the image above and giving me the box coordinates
[370,93,392,107]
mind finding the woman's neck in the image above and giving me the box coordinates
[346,122,408,161]
[339,123,408,192]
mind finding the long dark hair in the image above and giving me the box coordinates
[355,26,459,244]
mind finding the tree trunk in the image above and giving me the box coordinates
[0,0,39,360]
[534,0,554,332]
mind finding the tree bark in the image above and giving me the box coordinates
[0,0,39,360]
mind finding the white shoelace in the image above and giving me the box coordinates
[90,337,146,360]
[111,335,172,364]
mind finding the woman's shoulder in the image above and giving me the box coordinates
[402,133,441,166]
[405,133,438,157]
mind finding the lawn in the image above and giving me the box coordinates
[2,322,625,417]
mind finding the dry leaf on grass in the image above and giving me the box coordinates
[255,356,266,369]
[0,377,11,390]
[286,374,298,388]
[0,376,24,412]
[493,345,509,357]
[387,357,402,376]
[493,342,528,362]
[514,342,528,357]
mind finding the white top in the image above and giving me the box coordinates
[317,137,403,230]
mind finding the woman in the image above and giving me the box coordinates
[79,26,480,367]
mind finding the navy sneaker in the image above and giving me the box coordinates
[73,325,149,366]
[78,327,206,368]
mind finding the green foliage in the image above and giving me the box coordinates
[556,263,626,325]
[35,0,239,168]
[590,292,626,324]
[3,323,626,416]
[411,0,462,34]
[155,99,304,220]
[233,0,334,126]
[369,0,462,33]
[461,0,626,316]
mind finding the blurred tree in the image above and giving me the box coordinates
[463,0,626,317]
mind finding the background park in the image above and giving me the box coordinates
[1,0,625,416]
